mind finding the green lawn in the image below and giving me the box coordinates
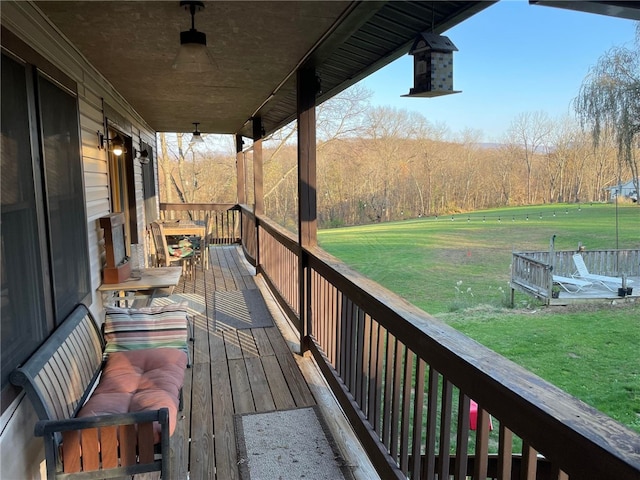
[318,203,640,433]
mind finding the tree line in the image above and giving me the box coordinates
[158,25,639,232]
[158,101,635,231]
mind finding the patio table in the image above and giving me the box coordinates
[98,266,183,306]
[161,221,207,269]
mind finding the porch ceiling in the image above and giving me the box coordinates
[34,1,494,138]
[32,1,639,139]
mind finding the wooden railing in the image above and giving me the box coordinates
[239,205,257,265]
[516,249,640,278]
[258,219,300,327]
[511,253,552,300]
[239,207,640,480]
[155,203,640,479]
[159,203,241,245]
[512,249,640,301]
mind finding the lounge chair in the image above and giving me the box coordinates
[572,253,633,292]
[552,275,592,293]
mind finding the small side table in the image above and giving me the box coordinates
[98,267,183,307]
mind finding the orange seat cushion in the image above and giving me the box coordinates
[77,348,187,442]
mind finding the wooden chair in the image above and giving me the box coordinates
[200,214,213,270]
[150,221,194,278]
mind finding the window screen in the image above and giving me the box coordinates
[38,75,91,321]
[1,51,90,410]
[1,54,48,398]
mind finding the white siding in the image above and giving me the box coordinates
[1,3,158,478]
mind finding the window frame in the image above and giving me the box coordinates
[1,31,91,413]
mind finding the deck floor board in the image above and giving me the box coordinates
[164,245,318,479]
[245,356,276,412]
[190,363,215,479]
[229,358,254,415]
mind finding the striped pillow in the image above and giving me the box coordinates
[104,303,189,354]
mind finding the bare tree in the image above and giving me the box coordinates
[574,23,640,202]
[544,117,582,203]
[454,129,483,209]
[493,142,522,205]
[263,84,372,212]
[507,111,553,204]
[158,132,211,205]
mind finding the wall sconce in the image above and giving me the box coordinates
[137,149,150,165]
[172,1,216,73]
[98,131,127,156]
[403,32,460,98]
[190,122,204,145]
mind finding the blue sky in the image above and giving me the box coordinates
[358,0,637,142]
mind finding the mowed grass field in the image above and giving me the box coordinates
[318,203,640,433]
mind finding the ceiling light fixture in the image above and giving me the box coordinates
[172,1,216,73]
[190,122,205,145]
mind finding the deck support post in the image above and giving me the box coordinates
[297,66,318,353]
[252,117,263,273]
[236,134,246,205]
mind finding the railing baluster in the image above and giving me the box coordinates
[389,338,403,463]
[521,442,538,480]
[330,283,337,366]
[423,367,439,480]
[454,393,470,480]
[355,308,366,408]
[373,324,385,435]
[474,405,491,480]
[367,318,379,424]
[336,290,344,378]
[498,424,513,480]
[437,378,453,480]
[382,331,395,449]
[343,296,353,390]
[360,312,371,414]
[410,358,425,479]
[316,271,324,352]
[399,349,414,476]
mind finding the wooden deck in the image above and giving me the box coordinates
[552,275,639,304]
[158,246,344,479]
[511,250,640,306]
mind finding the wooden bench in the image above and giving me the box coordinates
[9,304,184,479]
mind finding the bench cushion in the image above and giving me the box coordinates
[77,348,187,442]
[104,304,189,354]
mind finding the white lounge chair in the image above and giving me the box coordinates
[552,275,592,293]
[572,254,633,292]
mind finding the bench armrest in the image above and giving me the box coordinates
[35,408,170,480]
[34,408,169,436]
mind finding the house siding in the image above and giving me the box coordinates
[1,3,157,478]
[606,178,640,201]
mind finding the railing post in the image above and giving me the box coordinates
[299,250,311,353]
[236,134,246,205]
[297,66,318,354]
[252,118,263,272]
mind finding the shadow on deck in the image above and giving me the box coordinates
[157,245,374,479]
